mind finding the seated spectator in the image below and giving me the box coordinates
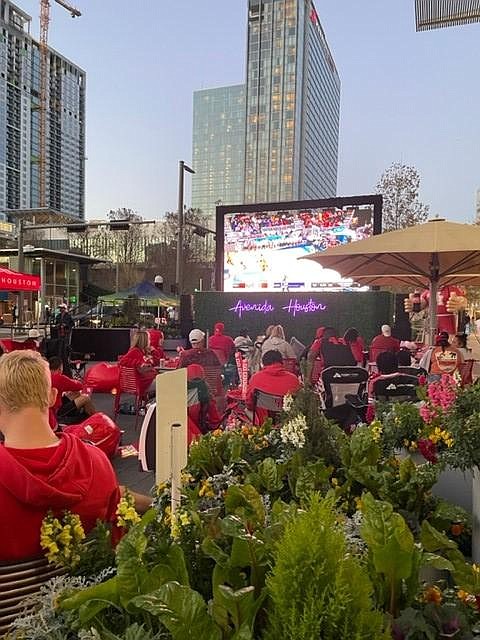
[306,326,326,385]
[368,351,400,397]
[0,350,120,562]
[261,324,296,361]
[321,327,356,368]
[147,329,165,361]
[208,322,235,365]
[22,328,41,350]
[49,356,96,425]
[246,350,301,410]
[425,332,463,380]
[452,333,471,360]
[369,324,400,362]
[178,329,224,409]
[118,330,157,396]
[397,348,414,367]
[187,364,221,443]
[343,327,365,367]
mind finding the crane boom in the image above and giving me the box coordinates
[38,0,81,209]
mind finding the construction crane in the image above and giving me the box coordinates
[38,0,81,209]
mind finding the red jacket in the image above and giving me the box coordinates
[118,347,156,396]
[369,335,400,362]
[208,333,235,364]
[246,363,301,408]
[0,433,120,562]
[51,371,83,413]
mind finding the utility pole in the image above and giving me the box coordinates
[174,161,195,295]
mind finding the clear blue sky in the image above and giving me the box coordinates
[19,0,480,222]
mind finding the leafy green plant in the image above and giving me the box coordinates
[264,495,389,640]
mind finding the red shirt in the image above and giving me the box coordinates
[369,334,400,362]
[0,433,120,562]
[208,333,235,364]
[347,336,365,364]
[51,371,83,413]
[246,363,301,408]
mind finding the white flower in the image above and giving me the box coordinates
[283,393,294,412]
[280,413,307,448]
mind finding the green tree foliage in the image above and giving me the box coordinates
[264,496,389,640]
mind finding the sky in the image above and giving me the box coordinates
[18,0,480,222]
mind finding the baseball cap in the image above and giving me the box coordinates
[189,329,205,344]
[381,324,391,336]
[28,328,40,338]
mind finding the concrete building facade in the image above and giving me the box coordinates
[0,0,85,220]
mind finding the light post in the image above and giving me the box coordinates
[175,160,195,295]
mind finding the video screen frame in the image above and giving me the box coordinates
[215,195,383,292]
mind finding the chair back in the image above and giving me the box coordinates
[187,387,200,407]
[290,337,306,359]
[0,556,65,634]
[322,366,369,408]
[459,359,475,386]
[252,389,284,424]
[373,374,419,402]
[203,365,224,398]
[138,402,156,472]
[398,366,427,378]
[118,366,140,394]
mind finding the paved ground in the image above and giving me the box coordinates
[92,392,155,496]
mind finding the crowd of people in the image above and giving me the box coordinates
[0,312,474,569]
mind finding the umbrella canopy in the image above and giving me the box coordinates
[0,266,40,292]
[303,219,480,342]
[98,280,178,307]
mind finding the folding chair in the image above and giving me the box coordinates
[373,374,419,402]
[0,557,65,634]
[252,389,284,425]
[321,366,369,429]
[113,366,148,430]
[398,366,427,378]
[459,359,475,386]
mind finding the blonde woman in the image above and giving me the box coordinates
[261,324,296,361]
[119,330,156,394]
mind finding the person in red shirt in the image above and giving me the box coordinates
[369,325,400,363]
[186,364,221,443]
[49,356,96,424]
[246,350,301,411]
[343,327,366,367]
[208,322,235,365]
[118,330,157,396]
[147,329,165,361]
[178,329,224,410]
[0,350,120,562]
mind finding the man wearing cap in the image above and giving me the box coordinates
[178,329,224,410]
[22,328,41,350]
[369,324,400,363]
[208,322,235,365]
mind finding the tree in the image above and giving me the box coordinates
[376,162,429,231]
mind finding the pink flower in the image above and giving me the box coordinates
[418,438,438,464]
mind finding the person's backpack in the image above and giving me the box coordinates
[63,413,121,459]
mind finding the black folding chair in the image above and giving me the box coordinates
[252,389,284,425]
[372,374,419,402]
[398,366,427,378]
[321,366,369,428]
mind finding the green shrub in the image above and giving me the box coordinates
[264,495,389,640]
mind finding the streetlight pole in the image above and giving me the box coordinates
[174,160,195,295]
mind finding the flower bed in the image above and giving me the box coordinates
[11,381,480,640]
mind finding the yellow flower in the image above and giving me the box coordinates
[354,497,363,511]
[472,563,480,574]
[331,477,338,487]
[116,491,141,529]
[457,589,474,604]
[424,585,442,604]
[156,482,168,495]
[179,511,190,527]
[199,480,215,498]
[370,420,383,443]
[180,471,193,485]
[163,505,172,526]
[212,429,223,437]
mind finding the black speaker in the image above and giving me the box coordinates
[179,294,194,338]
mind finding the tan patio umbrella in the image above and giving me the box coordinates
[303,218,480,343]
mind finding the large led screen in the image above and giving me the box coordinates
[216,196,382,292]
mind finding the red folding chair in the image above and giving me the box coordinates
[113,366,147,430]
[459,359,475,386]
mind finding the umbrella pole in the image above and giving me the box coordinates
[428,254,440,345]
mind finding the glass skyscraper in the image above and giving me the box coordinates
[0,0,85,219]
[244,0,340,204]
[192,85,246,226]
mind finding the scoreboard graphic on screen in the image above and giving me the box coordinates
[215,195,382,292]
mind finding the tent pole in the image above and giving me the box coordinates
[428,253,439,345]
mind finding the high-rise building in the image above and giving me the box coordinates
[0,0,85,219]
[191,84,246,225]
[415,0,480,31]
[244,0,340,204]
[476,188,480,222]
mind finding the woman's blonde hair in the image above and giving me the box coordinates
[269,325,285,340]
[0,350,51,412]
[132,330,150,352]
[265,325,275,338]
